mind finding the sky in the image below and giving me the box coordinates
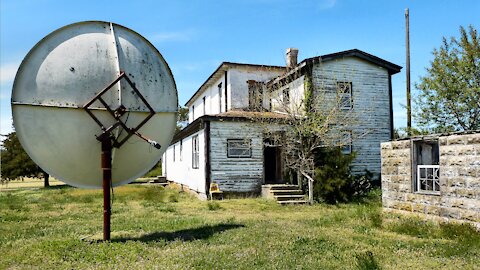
[1,0,479,135]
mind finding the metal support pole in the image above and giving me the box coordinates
[405,8,412,134]
[101,138,112,241]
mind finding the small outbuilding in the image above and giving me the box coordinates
[381,131,480,227]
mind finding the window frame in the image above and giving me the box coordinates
[227,139,252,158]
[283,87,290,106]
[218,83,223,113]
[412,139,440,195]
[180,139,183,161]
[192,135,199,169]
[336,81,353,110]
[340,131,353,155]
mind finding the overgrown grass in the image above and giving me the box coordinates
[0,186,478,269]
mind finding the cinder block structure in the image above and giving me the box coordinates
[381,131,480,227]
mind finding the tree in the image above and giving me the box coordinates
[1,131,49,186]
[250,66,370,203]
[415,25,480,132]
[175,106,189,134]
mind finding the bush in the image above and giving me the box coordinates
[313,148,373,204]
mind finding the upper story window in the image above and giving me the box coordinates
[218,83,223,113]
[283,87,290,106]
[192,105,195,120]
[202,96,206,115]
[227,139,252,158]
[173,144,176,162]
[337,82,352,110]
[248,80,263,111]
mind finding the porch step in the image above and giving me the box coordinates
[274,195,306,201]
[264,184,299,190]
[262,184,307,204]
[270,189,304,196]
[277,200,309,205]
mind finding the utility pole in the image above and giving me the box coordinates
[405,8,412,135]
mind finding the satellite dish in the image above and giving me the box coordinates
[11,21,178,189]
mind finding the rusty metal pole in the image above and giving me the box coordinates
[101,138,112,241]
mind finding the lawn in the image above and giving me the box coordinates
[0,185,479,270]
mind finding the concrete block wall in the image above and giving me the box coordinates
[381,132,480,227]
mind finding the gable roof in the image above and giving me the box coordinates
[267,49,402,88]
[185,62,285,107]
[302,49,402,74]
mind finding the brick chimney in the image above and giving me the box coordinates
[286,48,299,69]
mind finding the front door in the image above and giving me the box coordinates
[264,140,283,184]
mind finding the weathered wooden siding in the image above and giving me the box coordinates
[312,57,391,176]
[209,121,266,193]
[162,129,207,196]
[229,67,284,110]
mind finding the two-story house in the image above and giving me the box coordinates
[162,49,401,199]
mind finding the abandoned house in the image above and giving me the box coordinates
[381,131,480,227]
[162,48,402,199]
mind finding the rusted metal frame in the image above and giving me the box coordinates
[82,72,126,132]
[83,71,156,148]
[83,71,126,108]
[97,97,116,118]
[113,74,155,148]
[85,109,106,130]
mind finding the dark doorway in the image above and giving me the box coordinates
[264,139,283,184]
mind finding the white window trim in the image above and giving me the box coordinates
[416,165,441,195]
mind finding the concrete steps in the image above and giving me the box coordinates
[262,184,307,205]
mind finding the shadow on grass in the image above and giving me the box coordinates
[112,223,245,243]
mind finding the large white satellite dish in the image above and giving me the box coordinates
[12,21,178,240]
[12,21,178,189]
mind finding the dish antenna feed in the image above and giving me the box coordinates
[12,21,178,241]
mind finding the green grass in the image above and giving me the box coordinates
[0,186,479,269]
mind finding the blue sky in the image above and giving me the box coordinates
[1,0,479,135]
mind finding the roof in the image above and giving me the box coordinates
[170,110,289,144]
[393,129,480,141]
[184,62,285,107]
[303,49,402,74]
[184,49,401,107]
[268,49,402,87]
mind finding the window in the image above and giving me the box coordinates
[413,140,440,194]
[227,139,252,158]
[173,144,175,162]
[283,87,290,105]
[337,82,352,110]
[340,131,353,155]
[202,96,206,115]
[192,105,195,120]
[248,81,263,111]
[218,83,223,113]
[180,140,183,161]
[192,135,199,169]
